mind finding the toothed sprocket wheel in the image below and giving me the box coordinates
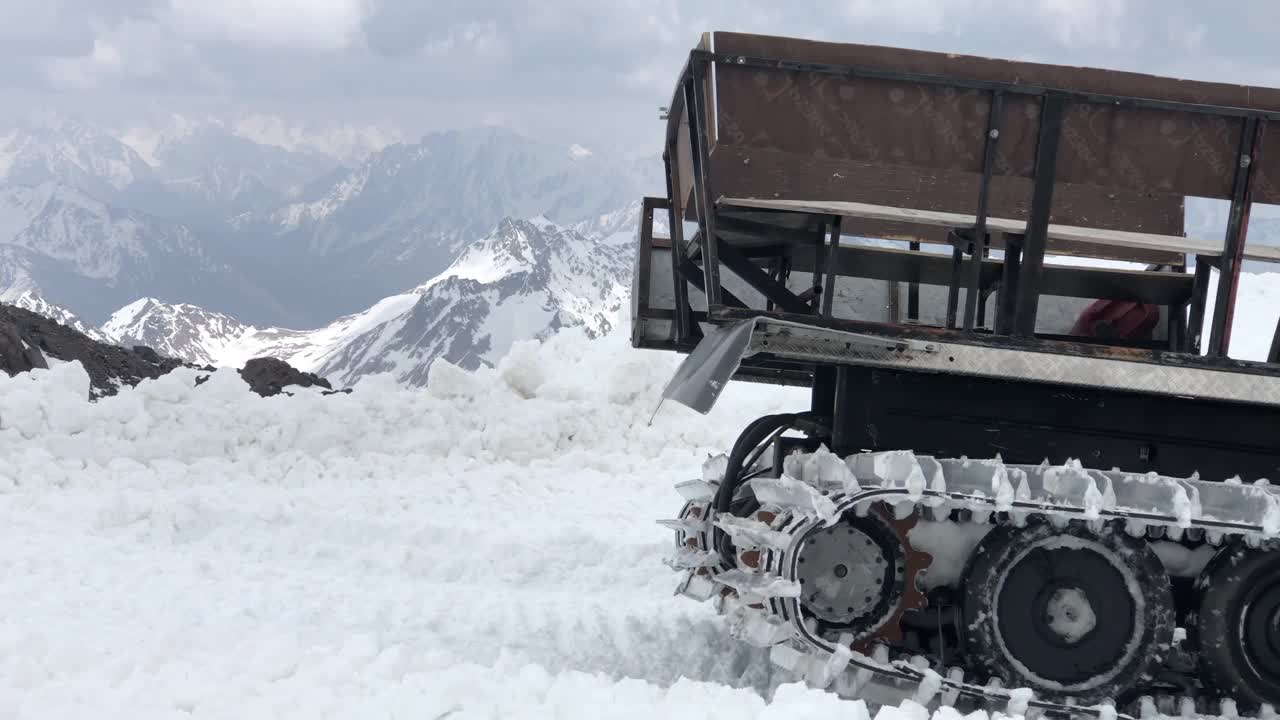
[790,503,931,650]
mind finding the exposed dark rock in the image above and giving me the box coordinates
[1,302,347,400]
[1,322,49,375]
[1,302,187,397]
[131,346,163,364]
[238,356,333,397]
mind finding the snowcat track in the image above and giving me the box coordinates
[662,450,1280,720]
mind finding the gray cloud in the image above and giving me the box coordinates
[3,1,1280,153]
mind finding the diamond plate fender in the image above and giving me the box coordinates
[662,317,1280,413]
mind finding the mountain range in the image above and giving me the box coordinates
[11,108,1279,392]
[0,112,658,326]
[13,213,634,388]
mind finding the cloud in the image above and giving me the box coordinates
[166,0,366,52]
[4,0,1280,154]
[1033,0,1137,51]
[41,18,227,95]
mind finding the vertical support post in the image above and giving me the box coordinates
[1168,264,1189,353]
[1269,316,1280,364]
[664,146,692,343]
[684,59,722,309]
[822,216,842,318]
[1207,117,1263,358]
[907,241,921,322]
[811,222,827,315]
[811,365,837,420]
[1186,255,1213,353]
[995,234,1023,335]
[964,91,1004,331]
[944,236,965,329]
[1012,95,1067,338]
[831,365,851,453]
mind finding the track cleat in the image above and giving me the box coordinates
[726,603,793,647]
[750,476,839,525]
[808,634,855,689]
[715,569,800,602]
[1006,688,1034,717]
[663,546,719,570]
[675,479,716,502]
[912,666,943,705]
[674,570,719,601]
[713,515,790,551]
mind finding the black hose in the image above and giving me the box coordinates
[713,412,825,563]
[713,413,798,515]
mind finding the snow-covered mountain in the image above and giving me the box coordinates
[227,127,653,326]
[0,114,157,205]
[0,114,654,336]
[102,297,261,366]
[96,290,424,371]
[121,117,347,221]
[0,182,292,327]
[32,213,636,387]
[313,217,632,386]
[7,290,112,343]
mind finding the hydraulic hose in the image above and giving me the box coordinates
[713,412,827,564]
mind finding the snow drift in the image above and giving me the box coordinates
[4,281,1279,718]
[2,318,887,719]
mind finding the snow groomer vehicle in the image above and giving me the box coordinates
[631,31,1280,718]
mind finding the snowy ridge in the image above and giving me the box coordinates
[0,180,218,285]
[0,113,154,196]
[121,113,395,167]
[9,290,112,343]
[0,115,651,329]
[0,179,298,328]
[225,126,651,326]
[90,291,425,371]
[315,216,632,386]
[102,298,260,366]
[89,214,636,384]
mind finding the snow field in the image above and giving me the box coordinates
[2,324,892,719]
[5,275,1278,719]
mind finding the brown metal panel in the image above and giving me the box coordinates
[710,32,1280,204]
[709,144,1186,233]
[711,32,1275,111]
[712,62,1037,179]
[1255,121,1280,205]
[1055,103,1240,199]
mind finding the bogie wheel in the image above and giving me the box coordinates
[960,520,1175,705]
[1194,543,1280,711]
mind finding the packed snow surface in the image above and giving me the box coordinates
[3,321,975,719]
[9,306,1277,717]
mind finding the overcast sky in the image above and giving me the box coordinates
[6,1,1280,155]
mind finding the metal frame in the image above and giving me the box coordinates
[648,41,1280,370]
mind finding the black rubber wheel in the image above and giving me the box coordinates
[961,520,1174,704]
[1195,543,1280,711]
